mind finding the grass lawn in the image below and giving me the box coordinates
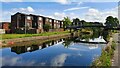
[1,31,70,39]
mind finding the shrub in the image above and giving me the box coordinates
[43,24,51,32]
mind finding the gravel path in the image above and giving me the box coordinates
[112,32,120,67]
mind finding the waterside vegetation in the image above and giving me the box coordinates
[91,41,117,67]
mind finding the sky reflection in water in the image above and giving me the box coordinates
[1,37,106,66]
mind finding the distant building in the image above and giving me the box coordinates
[11,12,63,34]
[0,22,10,34]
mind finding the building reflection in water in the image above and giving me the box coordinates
[11,39,63,54]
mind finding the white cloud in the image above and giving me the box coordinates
[89,36,106,42]
[0,0,23,2]
[2,56,35,66]
[55,0,70,4]
[27,6,35,12]
[64,7,88,11]
[54,12,66,20]
[83,7,118,23]
[12,6,35,13]
[53,12,79,20]
[88,45,98,50]
[77,2,83,5]
[51,53,69,66]
[68,48,80,50]
[1,6,35,22]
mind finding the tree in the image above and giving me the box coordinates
[114,17,119,28]
[105,16,114,27]
[80,20,86,26]
[43,24,51,32]
[105,16,119,28]
[63,17,72,28]
[72,18,80,26]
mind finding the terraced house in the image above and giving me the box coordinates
[11,12,63,34]
[0,22,11,34]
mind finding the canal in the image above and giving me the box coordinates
[1,28,110,67]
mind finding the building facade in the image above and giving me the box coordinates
[0,22,10,34]
[11,12,63,34]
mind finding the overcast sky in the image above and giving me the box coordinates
[0,0,119,23]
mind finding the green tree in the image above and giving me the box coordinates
[80,20,86,26]
[105,16,119,28]
[63,17,72,28]
[114,17,119,28]
[43,24,51,32]
[73,18,80,26]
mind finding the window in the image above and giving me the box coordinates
[39,17,42,20]
[49,19,52,22]
[54,20,56,22]
[54,24,56,28]
[61,22,63,24]
[56,21,58,23]
[35,23,36,26]
[39,23,42,28]
[46,19,48,21]
[27,16,31,20]
[27,23,30,27]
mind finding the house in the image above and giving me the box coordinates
[0,22,10,34]
[11,12,44,33]
[29,14,44,33]
[11,12,64,34]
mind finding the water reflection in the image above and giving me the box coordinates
[1,28,111,66]
[10,29,109,55]
[11,39,64,54]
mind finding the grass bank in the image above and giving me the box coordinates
[1,31,69,40]
[91,41,117,67]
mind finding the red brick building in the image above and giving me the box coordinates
[11,12,63,34]
[0,22,10,33]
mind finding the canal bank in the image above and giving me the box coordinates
[1,33,71,47]
[91,32,118,67]
[1,30,107,66]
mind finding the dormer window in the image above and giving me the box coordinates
[27,16,30,20]
[39,17,42,20]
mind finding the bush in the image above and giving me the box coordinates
[43,24,51,32]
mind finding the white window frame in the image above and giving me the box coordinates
[61,22,63,24]
[46,18,48,21]
[49,19,52,22]
[54,20,56,22]
[27,16,31,20]
[39,23,42,28]
[39,17,42,20]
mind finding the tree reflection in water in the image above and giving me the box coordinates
[62,27,110,48]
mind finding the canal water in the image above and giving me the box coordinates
[1,29,109,67]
